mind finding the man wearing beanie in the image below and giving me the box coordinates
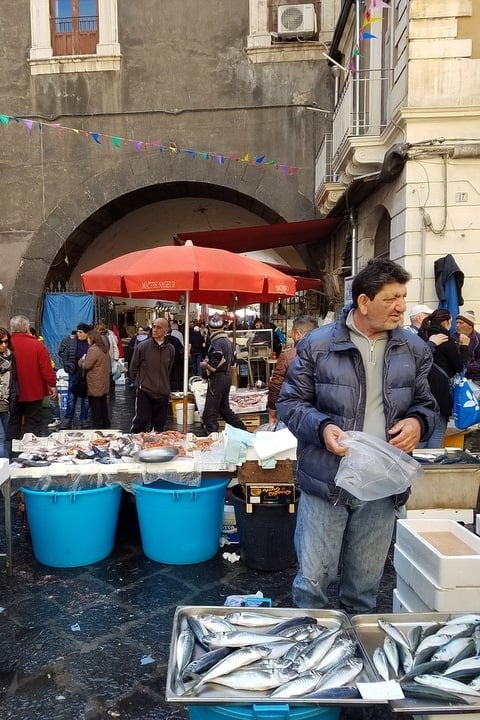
[200,314,247,434]
[453,310,480,381]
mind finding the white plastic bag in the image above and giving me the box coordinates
[334,431,423,501]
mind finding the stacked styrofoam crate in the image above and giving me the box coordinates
[393,518,480,612]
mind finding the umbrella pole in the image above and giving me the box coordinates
[182,291,190,434]
[231,297,239,388]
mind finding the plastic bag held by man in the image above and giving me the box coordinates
[334,431,423,501]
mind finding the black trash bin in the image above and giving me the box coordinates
[228,484,299,571]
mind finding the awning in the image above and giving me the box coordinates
[174,217,343,253]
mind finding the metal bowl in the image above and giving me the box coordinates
[136,447,180,463]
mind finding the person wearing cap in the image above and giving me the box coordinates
[406,304,434,334]
[453,310,480,382]
[200,314,247,434]
[57,323,92,429]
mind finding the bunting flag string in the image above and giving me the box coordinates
[0,113,300,176]
[348,0,390,74]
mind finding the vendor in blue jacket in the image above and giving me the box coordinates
[277,258,437,614]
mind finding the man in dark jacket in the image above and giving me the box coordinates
[200,314,247,434]
[58,322,91,429]
[129,317,175,433]
[277,258,437,614]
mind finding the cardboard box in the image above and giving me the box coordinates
[394,544,480,612]
[237,459,294,485]
[396,518,480,588]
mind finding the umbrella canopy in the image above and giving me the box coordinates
[81,241,297,431]
[81,241,297,306]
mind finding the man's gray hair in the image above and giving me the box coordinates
[10,315,30,333]
[292,315,317,335]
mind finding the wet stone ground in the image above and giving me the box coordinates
[2,384,477,720]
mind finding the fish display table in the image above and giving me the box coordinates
[3,430,236,574]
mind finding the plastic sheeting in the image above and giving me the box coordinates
[41,293,94,368]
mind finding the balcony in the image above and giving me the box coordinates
[50,15,99,56]
[315,68,392,213]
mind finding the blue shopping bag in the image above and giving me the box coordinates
[453,374,480,429]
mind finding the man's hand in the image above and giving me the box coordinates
[48,386,57,399]
[323,424,348,456]
[388,417,421,453]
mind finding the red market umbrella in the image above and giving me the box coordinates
[81,241,297,430]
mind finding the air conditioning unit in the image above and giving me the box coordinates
[277,4,317,40]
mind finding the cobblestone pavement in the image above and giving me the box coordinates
[0,384,449,720]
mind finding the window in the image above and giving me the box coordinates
[29,0,120,75]
[50,0,98,56]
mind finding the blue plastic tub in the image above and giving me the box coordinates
[188,704,339,720]
[21,483,122,567]
[133,477,229,564]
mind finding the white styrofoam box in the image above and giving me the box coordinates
[406,508,474,524]
[394,544,480,612]
[407,453,480,510]
[476,514,480,535]
[0,457,9,488]
[394,576,431,613]
[396,518,480,588]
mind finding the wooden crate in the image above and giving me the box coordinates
[238,459,294,485]
[217,413,263,431]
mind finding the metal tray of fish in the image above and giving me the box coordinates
[166,606,382,705]
[350,612,480,713]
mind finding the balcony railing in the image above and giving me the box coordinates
[332,68,392,162]
[315,134,336,188]
[50,15,98,56]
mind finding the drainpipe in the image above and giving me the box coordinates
[350,210,358,275]
[354,0,361,136]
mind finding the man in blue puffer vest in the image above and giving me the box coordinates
[277,258,437,614]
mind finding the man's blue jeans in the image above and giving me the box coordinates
[66,375,89,424]
[292,490,396,613]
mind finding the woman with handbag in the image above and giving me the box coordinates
[78,329,111,429]
[418,308,469,447]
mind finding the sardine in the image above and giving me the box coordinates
[203,631,293,648]
[373,647,390,681]
[304,686,361,700]
[431,637,474,664]
[474,626,480,657]
[197,615,235,634]
[442,656,480,680]
[316,635,356,673]
[407,625,423,654]
[195,645,272,688]
[469,674,480,691]
[398,643,414,674]
[205,667,297,691]
[227,612,288,627]
[377,619,410,650]
[270,670,323,698]
[182,647,231,678]
[176,627,195,677]
[399,659,448,683]
[401,681,470,705]
[445,615,480,626]
[186,615,212,651]
[294,629,341,673]
[267,616,321,636]
[414,673,480,697]
[383,635,399,677]
[311,658,363,693]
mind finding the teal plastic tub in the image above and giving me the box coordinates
[187,704,339,720]
[133,477,229,564]
[21,483,122,567]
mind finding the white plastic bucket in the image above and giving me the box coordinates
[176,403,195,425]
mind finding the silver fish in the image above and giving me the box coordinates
[399,659,448,683]
[312,658,363,693]
[203,631,293,648]
[195,645,271,688]
[401,682,470,705]
[377,619,410,650]
[383,635,399,677]
[176,627,195,677]
[197,614,235,634]
[445,615,480,626]
[205,667,297,691]
[398,642,414,674]
[294,629,340,673]
[373,647,390,681]
[227,612,288,627]
[182,647,231,678]
[316,635,357,673]
[414,673,480,697]
[474,626,480,657]
[258,639,298,659]
[407,625,423,653]
[431,636,474,664]
[469,674,480,691]
[267,616,321,636]
[443,656,480,680]
[270,670,323,698]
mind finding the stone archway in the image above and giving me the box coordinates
[11,151,317,322]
